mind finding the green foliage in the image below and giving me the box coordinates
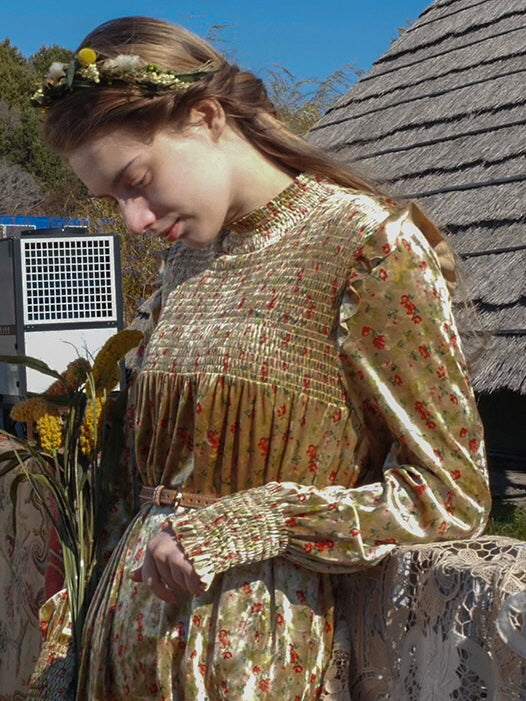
[0,39,34,106]
[485,500,526,541]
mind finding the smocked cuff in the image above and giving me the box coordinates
[167,483,288,588]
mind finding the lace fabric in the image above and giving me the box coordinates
[342,536,526,701]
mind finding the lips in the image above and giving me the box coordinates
[159,220,181,242]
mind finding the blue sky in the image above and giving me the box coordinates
[2,1,429,84]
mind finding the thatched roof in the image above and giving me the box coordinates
[309,0,526,394]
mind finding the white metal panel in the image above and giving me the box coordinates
[24,327,119,393]
[20,236,119,325]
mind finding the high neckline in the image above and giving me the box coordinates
[222,173,330,255]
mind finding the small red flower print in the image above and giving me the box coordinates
[382,243,391,254]
[242,582,252,595]
[394,374,403,386]
[285,517,297,527]
[251,603,263,614]
[303,375,311,390]
[253,665,262,674]
[450,393,459,404]
[373,335,386,350]
[438,521,448,536]
[378,268,388,281]
[277,404,287,417]
[296,590,307,604]
[207,429,220,450]
[426,421,436,429]
[332,409,342,423]
[258,437,270,457]
[361,325,372,336]
[418,345,430,359]
[267,296,277,311]
[436,366,447,379]
[223,651,233,660]
[260,361,269,382]
[469,438,479,452]
[306,445,317,461]
[401,294,416,315]
[412,315,422,324]
[289,644,300,663]
[414,484,427,495]
[314,540,334,551]
[192,615,201,628]
[196,401,203,414]
[349,527,361,537]
[303,542,313,553]
[276,613,285,626]
[259,679,271,692]
[419,260,428,270]
[294,664,304,674]
[415,401,430,421]
[328,471,338,482]
[434,449,444,461]
[459,427,468,438]
[199,663,207,676]
[324,621,333,633]
[450,334,458,348]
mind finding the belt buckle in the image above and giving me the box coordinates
[152,484,182,509]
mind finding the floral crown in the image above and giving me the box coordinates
[31,47,215,108]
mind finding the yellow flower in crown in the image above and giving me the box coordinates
[77,47,97,67]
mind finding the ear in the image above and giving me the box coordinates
[189,98,226,141]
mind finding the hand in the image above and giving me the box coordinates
[130,526,203,602]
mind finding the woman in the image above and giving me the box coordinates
[31,16,490,700]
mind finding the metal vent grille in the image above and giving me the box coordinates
[21,236,118,324]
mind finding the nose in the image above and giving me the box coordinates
[119,197,157,235]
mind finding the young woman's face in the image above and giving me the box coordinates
[68,115,237,248]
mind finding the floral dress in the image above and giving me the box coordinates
[37,174,490,700]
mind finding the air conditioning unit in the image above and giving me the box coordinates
[0,229,123,401]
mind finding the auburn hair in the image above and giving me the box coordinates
[43,16,377,194]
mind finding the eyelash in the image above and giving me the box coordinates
[132,172,149,189]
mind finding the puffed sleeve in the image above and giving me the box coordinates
[167,203,491,586]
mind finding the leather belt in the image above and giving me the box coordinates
[140,484,218,509]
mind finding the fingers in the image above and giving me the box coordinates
[130,530,203,602]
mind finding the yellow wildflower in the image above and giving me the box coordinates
[80,396,105,457]
[36,414,63,454]
[92,330,143,394]
[77,48,97,67]
[11,397,60,423]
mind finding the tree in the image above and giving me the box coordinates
[0,159,43,213]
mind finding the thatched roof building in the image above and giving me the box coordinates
[310,0,526,399]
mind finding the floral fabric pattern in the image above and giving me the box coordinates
[35,174,489,700]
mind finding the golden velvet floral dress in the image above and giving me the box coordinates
[46,174,490,700]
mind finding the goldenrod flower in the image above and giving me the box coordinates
[80,397,105,457]
[37,414,63,454]
[11,397,59,423]
[92,330,143,394]
[77,48,97,67]
[44,358,91,398]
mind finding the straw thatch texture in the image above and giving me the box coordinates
[310,0,526,394]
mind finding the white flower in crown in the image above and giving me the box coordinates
[47,62,67,80]
[103,55,143,73]
[81,64,101,83]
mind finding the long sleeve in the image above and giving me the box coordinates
[168,203,491,585]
